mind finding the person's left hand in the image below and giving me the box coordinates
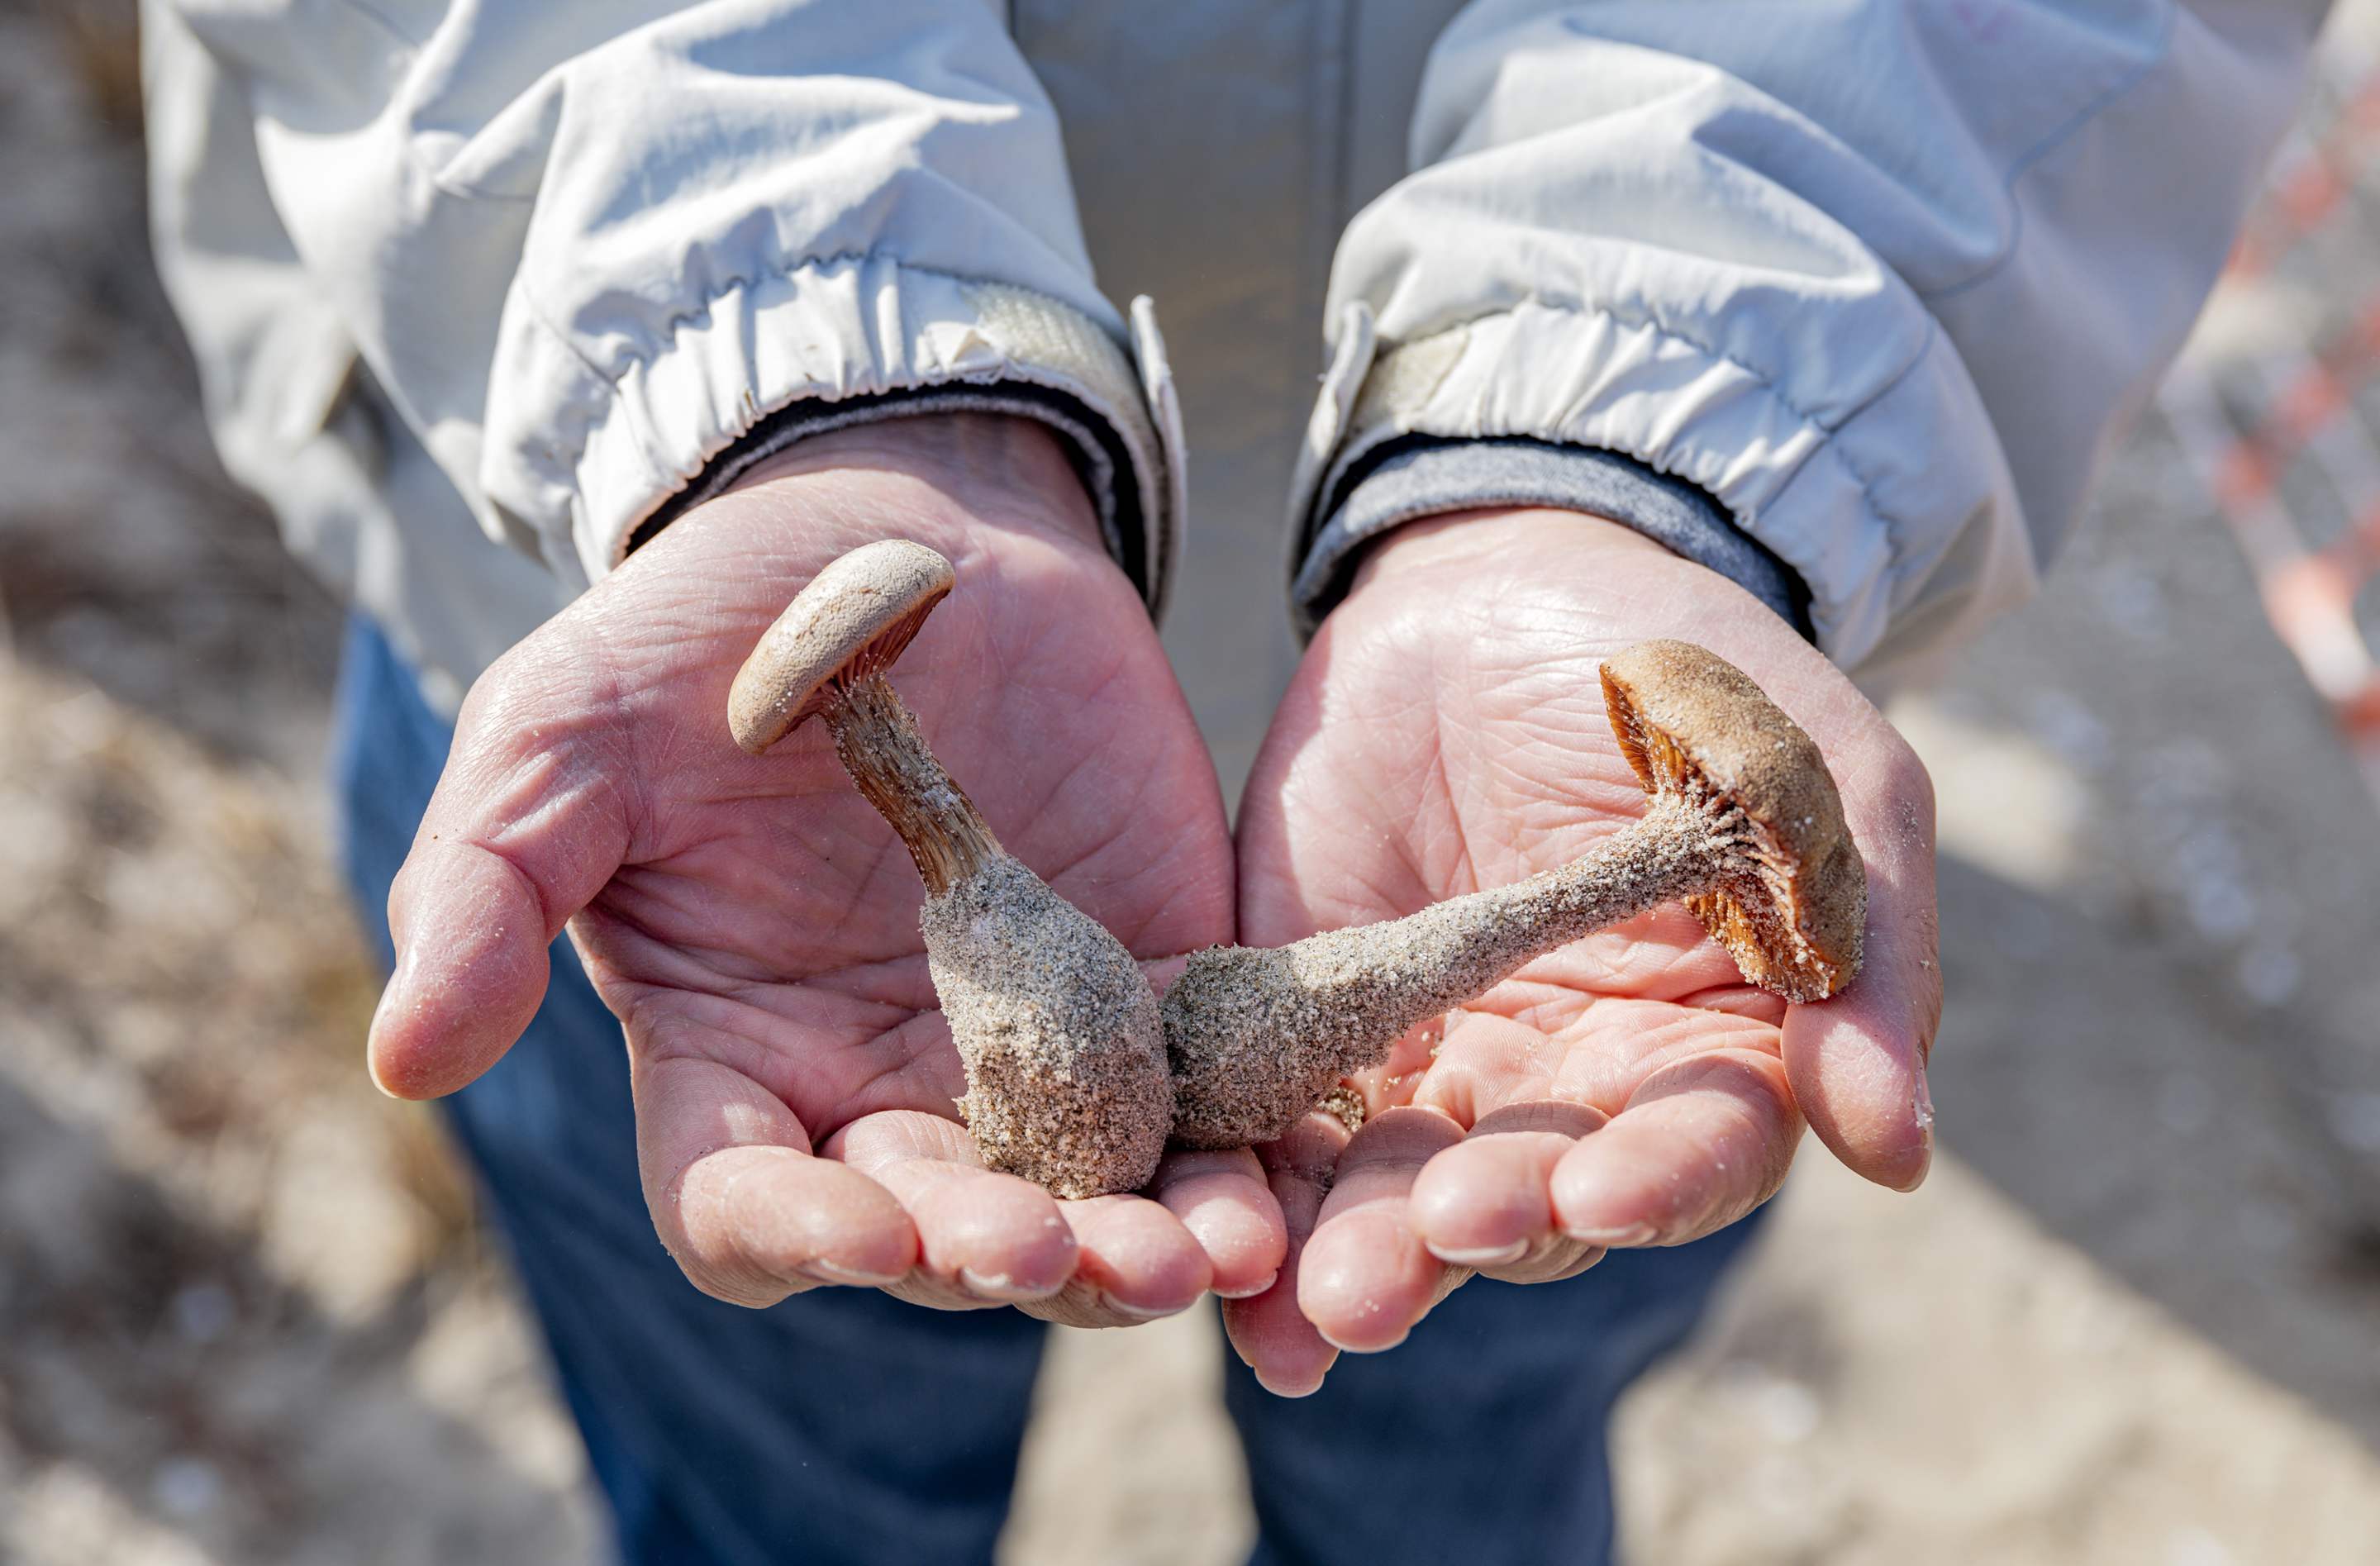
[1218,507,1942,1393]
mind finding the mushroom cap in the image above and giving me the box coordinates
[728,540,957,754]
[1598,640,1865,1002]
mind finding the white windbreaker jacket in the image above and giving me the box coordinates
[144,0,2330,776]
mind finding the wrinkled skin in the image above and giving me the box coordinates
[368,416,1287,1326]
[1219,511,1942,1394]
[369,417,1939,1388]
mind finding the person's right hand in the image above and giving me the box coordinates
[367,414,1286,1326]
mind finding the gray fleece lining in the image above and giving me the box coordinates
[630,386,1126,575]
[1295,437,1812,638]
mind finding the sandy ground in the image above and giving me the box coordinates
[4,2,2380,1561]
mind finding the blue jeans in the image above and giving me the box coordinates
[331,617,1761,1565]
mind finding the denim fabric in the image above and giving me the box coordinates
[329,616,1763,1565]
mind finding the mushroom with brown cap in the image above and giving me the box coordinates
[1164,637,1866,1150]
[728,540,1173,1199]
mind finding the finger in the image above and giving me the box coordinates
[1550,1050,1802,1247]
[1783,724,1941,1192]
[829,1111,1078,1308]
[1294,1107,1467,1354]
[1221,1114,1349,1397]
[1408,1101,1611,1284]
[1407,1012,1566,1129]
[1018,1195,1211,1328]
[1147,1148,1288,1300]
[635,1053,916,1307]
[369,655,632,1100]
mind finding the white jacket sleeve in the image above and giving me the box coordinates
[1295,0,2332,673]
[147,0,1180,607]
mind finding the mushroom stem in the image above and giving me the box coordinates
[1166,639,1868,1151]
[1164,790,1747,1150]
[820,669,1002,897]
[731,539,1175,1197]
[1337,792,1736,1014]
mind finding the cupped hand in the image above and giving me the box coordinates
[368,415,1286,1325]
[1222,509,1940,1393]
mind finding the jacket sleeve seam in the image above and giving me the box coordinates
[1921,0,2179,304]
[334,0,417,48]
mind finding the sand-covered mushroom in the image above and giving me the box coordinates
[729,540,1172,1199]
[1165,639,1866,1150]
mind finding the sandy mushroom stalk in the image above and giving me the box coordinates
[728,540,1172,1199]
[1165,639,1866,1150]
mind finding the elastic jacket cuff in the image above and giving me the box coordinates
[529,257,1185,620]
[1287,298,2036,668]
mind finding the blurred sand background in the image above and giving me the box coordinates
[5,2,2380,1561]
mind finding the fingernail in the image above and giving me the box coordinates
[1252,1369,1324,1399]
[364,984,401,1098]
[1100,1293,1189,1321]
[959,1267,1059,1302]
[1426,1239,1528,1267]
[1896,1072,1936,1193]
[1563,1221,1657,1248]
[801,1259,906,1288]
[365,1049,400,1100]
[1316,1326,1409,1354]
[1213,1270,1278,1301]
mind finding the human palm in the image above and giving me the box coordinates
[369,417,1284,1324]
[1221,510,1941,1391]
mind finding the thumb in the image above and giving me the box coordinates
[1781,716,1941,1192]
[368,654,634,1099]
